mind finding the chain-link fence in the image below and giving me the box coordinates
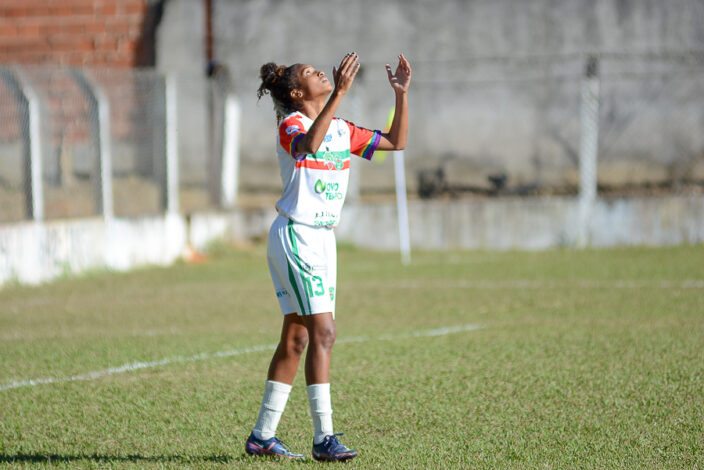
[19,66,102,220]
[0,65,227,224]
[0,70,27,223]
[91,68,167,217]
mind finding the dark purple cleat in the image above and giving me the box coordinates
[312,433,358,462]
[245,432,304,460]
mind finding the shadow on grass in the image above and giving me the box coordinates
[0,453,232,464]
[0,452,314,465]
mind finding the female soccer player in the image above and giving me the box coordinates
[245,52,411,462]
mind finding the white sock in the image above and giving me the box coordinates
[252,380,292,440]
[307,383,333,445]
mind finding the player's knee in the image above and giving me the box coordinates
[312,324,336,350]
[287,332,309,356]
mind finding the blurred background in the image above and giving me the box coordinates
[0,0,703,284]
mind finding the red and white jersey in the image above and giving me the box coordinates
[275,111,381,228]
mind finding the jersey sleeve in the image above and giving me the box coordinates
[278,115,307,160]
[345,120,382,160]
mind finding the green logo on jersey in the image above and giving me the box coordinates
[314,179,343,200]
[314,179,326,194]
[315,149,349,171]
[324,151,345,170]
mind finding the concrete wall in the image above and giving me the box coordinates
[337,196,704,250]
[206,0,704,192]
[206,196,704,251]
[0,214,186,285]
[0,210,271,286]
[1,195,702,287]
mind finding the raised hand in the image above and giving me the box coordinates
[332,52,361,96]
[386,53,412,94]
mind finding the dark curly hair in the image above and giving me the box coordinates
[257,62,302,120]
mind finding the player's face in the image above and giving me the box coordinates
[294,64,333,100]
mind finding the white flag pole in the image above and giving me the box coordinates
[393,149,411,265]
[383,106,411,265]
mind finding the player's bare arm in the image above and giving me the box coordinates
[377,53,412,151]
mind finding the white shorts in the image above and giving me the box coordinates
[267,215,337,316]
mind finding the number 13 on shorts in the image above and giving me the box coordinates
[303,274,326,297]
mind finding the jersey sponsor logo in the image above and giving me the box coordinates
[313,180,344,200]
[285,125,300,135]
[314,179,326,194]
[322,150,345,170]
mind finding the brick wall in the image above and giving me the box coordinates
[0,0,158,67]
[0,1,170,221]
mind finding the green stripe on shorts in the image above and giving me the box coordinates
[287,219,312,315]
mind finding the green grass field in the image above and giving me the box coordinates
[1,244,703,469]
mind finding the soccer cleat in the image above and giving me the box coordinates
[245,432,304,460]
[312,433,358,462]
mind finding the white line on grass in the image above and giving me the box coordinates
[0,323,482,392]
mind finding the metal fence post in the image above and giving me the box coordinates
[25,80,44,222]
[166,75,180,214]
[71,70,114,220]
[578,56,600,247]
[0,69,44,221]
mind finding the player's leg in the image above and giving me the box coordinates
[267,313,308,383]
[302,312,335,443]
[256,313,308,433]
[302,312,335,385]
[299,229,337,443]
[302,312,357,461]
[264,219,309,385]
[302,227,338,386]
[301,229,355,461]
[246,314,307,459]
[245,217,305,459]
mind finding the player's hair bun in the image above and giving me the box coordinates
[257,61,301,118]
[258,62,287,98]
